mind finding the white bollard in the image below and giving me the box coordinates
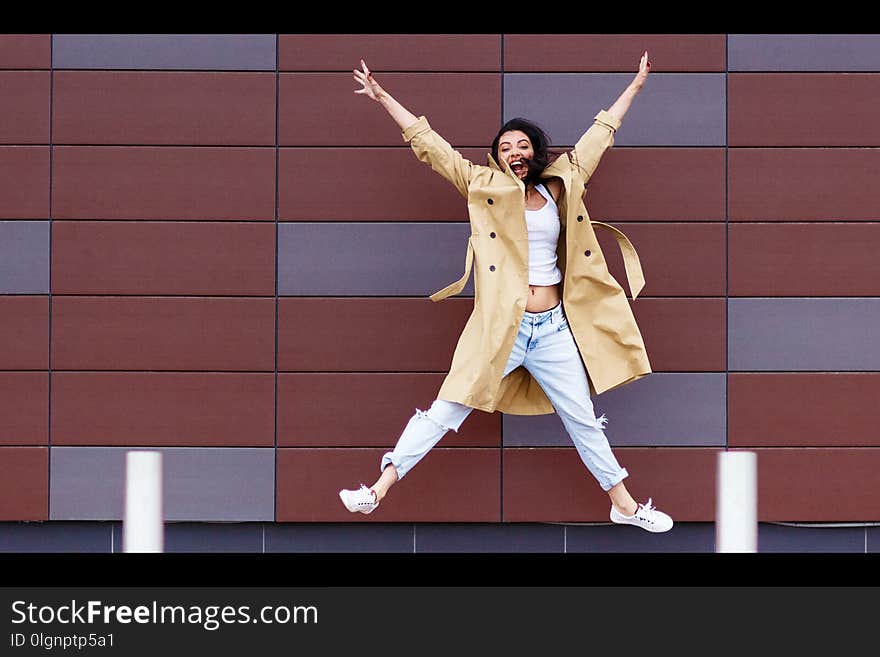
[123,451,164,553]
[715,451,758,553]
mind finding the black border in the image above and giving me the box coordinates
[2,552,879,587]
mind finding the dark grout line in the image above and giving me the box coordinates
[725,34,730,454]
[273,33,280,524]
[499,33,505,524]
[47,33,54,520]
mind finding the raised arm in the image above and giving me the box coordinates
[607,50,651,124]
[572,51,651,185]
[353,59,476,197]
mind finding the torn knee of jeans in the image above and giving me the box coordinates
[595,413,608,430]
[415,408,451,433]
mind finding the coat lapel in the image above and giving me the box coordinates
[487,152,525,192]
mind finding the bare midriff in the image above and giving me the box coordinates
[526,283,561,312]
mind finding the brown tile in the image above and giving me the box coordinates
[729,73,880,146]
[279,147,481,221]
[278,373,500,447]
[599,222,725,296]
[741,448,880,521]
[632,299,726,372]
[280,73,500,146]
[51,372,274,446]
[504,34,726,71]
[729,374,880,447]
[278,34,501,71]
[51,221,275,295]
[0,447,47,520]
[277,448,501,521]
[0,373,47,445]
[0,146,49,218]
[0,35,50,69]
[729,149,880,221]
[51,297,275,371]
[0,71,49,143]
[729,223,880,296]
[503,447,720,521]
[52,146,275,220]
[0,296,48,369]
[53,71,276,145]
[587,148,726,220]
[278,298,471,372]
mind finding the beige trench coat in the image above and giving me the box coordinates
[402,110,652,415]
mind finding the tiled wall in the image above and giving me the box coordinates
[2,35,879,546]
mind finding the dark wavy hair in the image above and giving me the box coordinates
[491,118,561,186]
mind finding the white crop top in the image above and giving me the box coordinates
[525,184,563,286]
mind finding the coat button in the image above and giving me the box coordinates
[490,231,496,238]
[577,215,584,222]
[487,198,494,205]
[584,250,591,257]
[489,265,496,272]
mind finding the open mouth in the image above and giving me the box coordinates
[510,160,527,175]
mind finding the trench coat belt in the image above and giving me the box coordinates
[429,223,645,302]
[589,221,645,300]
[430,236,475,302]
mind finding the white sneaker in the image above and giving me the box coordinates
[339,484,379,514]
[610,498,673,533]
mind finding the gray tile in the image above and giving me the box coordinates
[757,524,865,553]
[110,522,263,553]
[504,73,726,146]
[566,522,714,553]
[0,221,48,293]
[279,222,473,296]
[265,523,414,553]
[504,373,725,447]
[729,34,880,71]
[729,298,880,371]
[53,35,276,70]
[0,521,112,552]
[415,523,564,552]
[50,447,274,521]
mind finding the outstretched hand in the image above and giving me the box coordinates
[632,50,652,91]
[353,59,384,101]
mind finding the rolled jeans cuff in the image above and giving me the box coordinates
[380,452,406,479]
[601,467,629,492]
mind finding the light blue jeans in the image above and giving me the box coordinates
[381,303,629,491]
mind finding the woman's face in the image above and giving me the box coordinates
[497,130,534,180]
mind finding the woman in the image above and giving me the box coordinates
[340,52,672,533]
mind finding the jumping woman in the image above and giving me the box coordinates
[340,51,672,533]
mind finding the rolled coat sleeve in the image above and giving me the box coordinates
[571,109,621,187]
[402,116,475,198]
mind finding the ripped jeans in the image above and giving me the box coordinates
[380,303,629,492]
